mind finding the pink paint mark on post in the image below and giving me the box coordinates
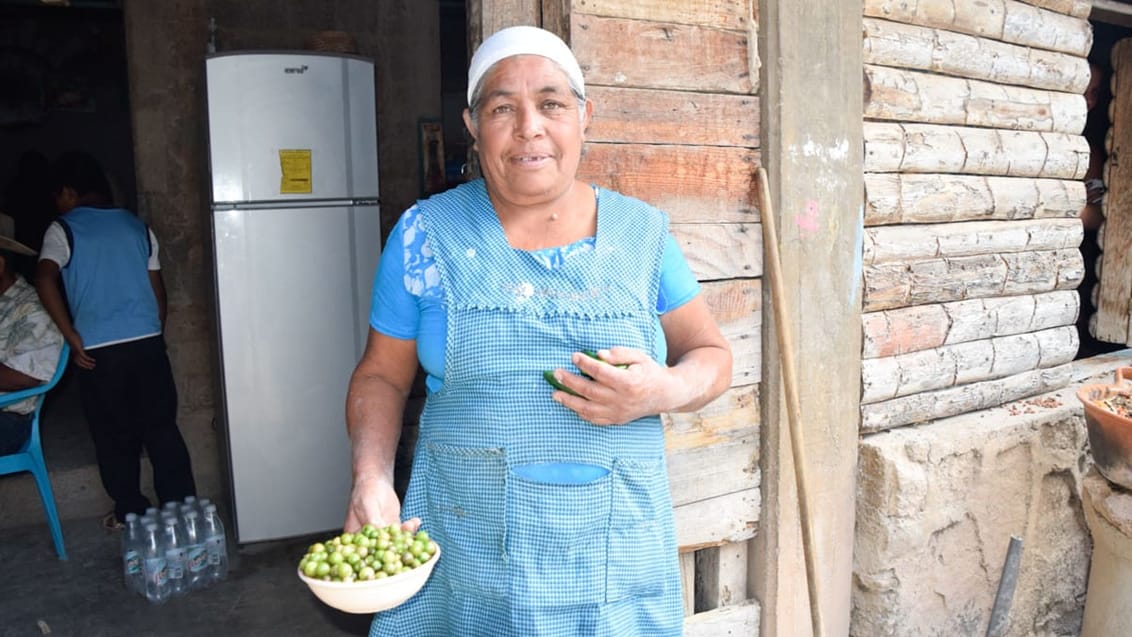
[796,199,819,234]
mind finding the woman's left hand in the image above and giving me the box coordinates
[549,347,672,425]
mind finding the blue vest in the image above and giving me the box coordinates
[371,180,683,636]
[58,207,161,349]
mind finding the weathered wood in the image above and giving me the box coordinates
[573,0,753,31]
[579,142,759,224]
[860,363,1074,431]
[862,0,1093,56]
[684,599,761,636]
[1095,38,1132,344]
[541,0,571,41]
[670,223,761,282]
[695,542,750,611]
[586,86,760,147]
[864,173,1084,225]
[864,219,1082,264]
[680,551,696,616]
[757,0,863,634]
[675,487,759,551]
[861,290,1079,358]
[864,18,1090,93]
[863,248,1084,312]
[864,122,1090,178]
[864,64,1085,133]
[571,14,754,94]
[668,435,757,507]
[664,384,760,449]
[698,280,761,386]
[861,325,1078,403]
[467,0,540,51]
[1016,0,1092,18]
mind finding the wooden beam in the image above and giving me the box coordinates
[585,86,760,147]
[864,122,1090,179]
[685,599,761,636]
[861,290,1079,358]
[755,0,862,635]
[579,142,760,224]
[863,17,1090,94]
[860,363,1074,431]
[863,218,1082,264]
[864,64,1085,133]
[862,0,1092,56]
[675,487,760,550]
[864,173,1084,225]
[571,13,756,93]
[1095,39,1132,344]
[860,325,1078,403]
[467,0,541,51]
[1092,0,1132,28]
[573,0,754,30]
[863,248,1084,312]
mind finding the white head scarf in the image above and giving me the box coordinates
[466,25,585,107]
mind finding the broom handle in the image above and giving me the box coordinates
[757,166,825,637]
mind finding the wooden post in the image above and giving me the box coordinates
[754,1,862,636]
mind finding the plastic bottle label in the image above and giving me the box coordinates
[145,557,168,586]
[206,536,224,565]
[125,550,142,575]
[187,546,208,573]
[165,548,186,579]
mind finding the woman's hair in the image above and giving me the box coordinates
[50,150,113,202]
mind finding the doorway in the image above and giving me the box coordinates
[0,1,137,475]
[1078,13,1132,358]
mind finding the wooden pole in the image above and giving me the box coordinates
[757,166,825,637]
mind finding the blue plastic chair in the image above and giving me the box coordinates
[0,342,70,560]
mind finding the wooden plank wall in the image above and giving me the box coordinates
[859,0,1091,432]
[1094,40,1132,343]
[569,0,762,630]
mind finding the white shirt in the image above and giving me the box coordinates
[40,221,161,271]
[0,278,63,414]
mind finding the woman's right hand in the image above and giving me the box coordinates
[343,474,419,533]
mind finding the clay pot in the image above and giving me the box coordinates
[1078,367,1132,490]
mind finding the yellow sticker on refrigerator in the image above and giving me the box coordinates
[279,149,312,194]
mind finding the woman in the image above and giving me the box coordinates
[345,26,732,636]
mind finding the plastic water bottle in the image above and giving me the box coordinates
[162,500,181,521]
[202,503,229,584]
[183,495,199,513]
[141,522,170,604]
[159,513,189,597]
[182,509,209,590]
[120,513,145,595]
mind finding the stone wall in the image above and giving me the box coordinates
[122,0,441,505]
[849,354,1132,636]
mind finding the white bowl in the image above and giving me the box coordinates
[298,544,441,614]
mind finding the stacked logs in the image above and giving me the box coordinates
[861,0,1091,431]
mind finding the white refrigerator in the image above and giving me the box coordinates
[204,51,381,543]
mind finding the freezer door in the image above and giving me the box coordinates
[205,52,378,203]
[212,204,382,543]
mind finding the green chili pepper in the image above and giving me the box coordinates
[543,370,581,396]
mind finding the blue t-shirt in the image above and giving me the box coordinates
[370,198,700,392]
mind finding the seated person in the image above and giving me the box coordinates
[0,235,63,455]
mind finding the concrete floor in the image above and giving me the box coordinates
[0,514,373,637]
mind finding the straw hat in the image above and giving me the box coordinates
[0,235,36,256]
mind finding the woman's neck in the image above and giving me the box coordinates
[491,181,596,251]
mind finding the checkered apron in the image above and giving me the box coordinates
[369,180,683,636]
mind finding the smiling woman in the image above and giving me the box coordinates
[344,25,733,637]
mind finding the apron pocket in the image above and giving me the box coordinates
[607,457,668,603]
[507,468,611,606]
[425,442,508,598]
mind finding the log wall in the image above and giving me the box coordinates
[860,0,1090,431]
[569,0,762,629]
